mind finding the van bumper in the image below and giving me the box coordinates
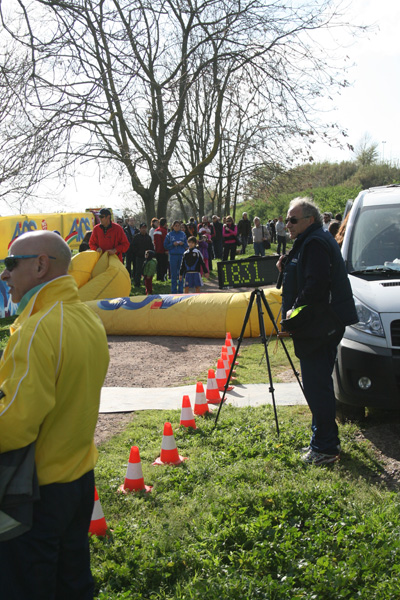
[334,336,400,409]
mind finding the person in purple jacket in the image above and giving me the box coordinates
[222,215,238,261]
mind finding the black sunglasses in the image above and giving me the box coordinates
[285,215,311,225]
[3,254,56,271]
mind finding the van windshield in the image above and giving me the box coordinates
[348,205,400,273]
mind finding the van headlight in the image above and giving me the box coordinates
[351,297,384,337]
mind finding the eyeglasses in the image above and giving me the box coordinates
[3,254,56,271]
[99,215,108,219]
[285,216,311,225]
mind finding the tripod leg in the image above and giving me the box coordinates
[213,289,256,430]
[256,291,280,436]
[259,289,305,396]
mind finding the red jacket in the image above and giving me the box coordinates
[153,226,168,254]
[89,222,130,262]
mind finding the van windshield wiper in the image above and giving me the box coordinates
[351,265,400,275]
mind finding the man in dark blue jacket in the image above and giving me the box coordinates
[278,198,357,465]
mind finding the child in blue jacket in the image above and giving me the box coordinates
[164,220,188,293]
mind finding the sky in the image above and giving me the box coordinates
[2,0,399,216]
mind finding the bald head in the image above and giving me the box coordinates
[11,231,72,275]
[1,231,72,302]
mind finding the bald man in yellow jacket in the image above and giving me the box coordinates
[0,231,109,600]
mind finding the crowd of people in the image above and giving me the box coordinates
[81,208,346,294]
[83,210,280,294]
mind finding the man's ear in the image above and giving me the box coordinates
[37,254,51,278]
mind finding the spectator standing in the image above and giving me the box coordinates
[278,198,357,465]
[322,212,331,231]
[252,217,269,257]
[180,222,190,238]
[123,216,139,279]
[153,217,169,281]
[164,220,188,293]
[198,235,210,273]
[187,220,197,238]
[222,216,238,261]
[269,219,277,244]
[149,218,159,243]
[237,212,252,255]
[131,223,154,287]
[212,215,223,259]
[89,208,130,262]
[198,216,214,271]
[142,249,157,295]
[275,215,287,256]
[0,230,109,598]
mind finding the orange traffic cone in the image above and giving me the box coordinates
[221,348,236,377]
[180,395,197,428]
[89,487,108,537]
[153,422,188,466]
[194,381,210,416]
[206,369,222,405]
[215,358,234,391]
[226,332,239,353]
[225,338,239,365]
[118,446,152,494]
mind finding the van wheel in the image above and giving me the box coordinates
[336,401,365,423]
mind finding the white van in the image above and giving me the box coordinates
[334,185,400,418]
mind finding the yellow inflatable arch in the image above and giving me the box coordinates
[86,289,282,339]
[68,251,131,301]
[69,250,282,339]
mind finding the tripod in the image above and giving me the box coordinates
[213,288,305,435]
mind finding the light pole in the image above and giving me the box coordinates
[382,140,387,163]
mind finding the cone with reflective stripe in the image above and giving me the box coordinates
[89,487,108,537]
[206,369,222,405]
[153,422,188,465]
[194,381,210,416]
[221,348,236,377]
[180,395,197,428]
[118,446,152,494]
[225,338,239,365]
[216,359,234,391]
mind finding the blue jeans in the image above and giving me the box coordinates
[300,343,340,455]
[169,254,183,293]
[253,242,265,257]
[0,470,95,600]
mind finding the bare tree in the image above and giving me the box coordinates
[1,0,364,221]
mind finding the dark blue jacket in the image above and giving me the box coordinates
[282,224,357,326]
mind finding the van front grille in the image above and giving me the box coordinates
[391,320,400,347]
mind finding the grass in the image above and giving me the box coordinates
[6,241,398,598]
[92,406,400,599]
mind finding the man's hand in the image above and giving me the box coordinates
[205,273,209,279]
[107,249,117,255]
[276,255,285,272]
[96,248,103,253]
[179,276,182,281]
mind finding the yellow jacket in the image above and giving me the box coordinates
[0,275,109,485]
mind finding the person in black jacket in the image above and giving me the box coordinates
[131,223,154,287]
[211,215,223,259]
[278,198,357,466]
[237,212,252,255]
[123,217,138,279]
